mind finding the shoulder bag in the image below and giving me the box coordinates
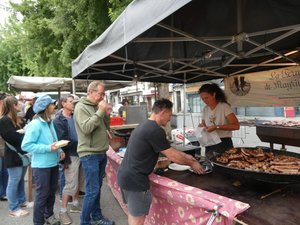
[5,142,31,167]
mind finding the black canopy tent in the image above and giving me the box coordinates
[72,0,300,83]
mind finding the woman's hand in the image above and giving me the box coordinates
[205,125,218,132]
[60,152,65,161]
[50,142,60,152]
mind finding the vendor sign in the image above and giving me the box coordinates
[224,65,300,106]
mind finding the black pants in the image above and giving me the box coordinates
[205,138,233,157]
[32,166,59,225]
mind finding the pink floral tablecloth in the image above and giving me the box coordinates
[106,147,250,225]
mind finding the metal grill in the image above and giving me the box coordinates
[232,126,247,145]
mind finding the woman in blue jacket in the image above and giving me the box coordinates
[22,95,65,225]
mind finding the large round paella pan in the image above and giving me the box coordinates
[207,147,300,184]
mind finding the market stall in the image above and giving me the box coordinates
[106,147,250,225]
[71,0,300,224]
[256,124,300,150]
[106,144,300,225]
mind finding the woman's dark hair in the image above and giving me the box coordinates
[152,98,173,113]
[121,99,129,105]
[198,83,228,104]
[1,96,21,127]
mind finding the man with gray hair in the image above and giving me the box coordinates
[54,94,84,225]
[74,81,114,225]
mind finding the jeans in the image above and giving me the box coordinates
[0,157,8,197]
[80,154,107,225]
[32,166,59,225]
[59,164,65,198]
[6,166,27,211]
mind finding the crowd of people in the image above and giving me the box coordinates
[0,81,240,225]
[0,81,115,225]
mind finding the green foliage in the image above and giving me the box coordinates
[0,0,133,91]
[108,0,133,21]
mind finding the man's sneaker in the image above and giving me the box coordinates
[0,196,7,201]
[78,191,85,197]
[45,214,60,225]
[69,204,81,213]
[9,208,29,217]
[59,211,72,225]
[91,217,114,225]
[20,201,34,208]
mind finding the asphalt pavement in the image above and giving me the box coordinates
[0,178,127,225]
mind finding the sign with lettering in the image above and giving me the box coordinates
[224,66,300,106]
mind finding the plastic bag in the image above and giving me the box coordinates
[195,127,221,147]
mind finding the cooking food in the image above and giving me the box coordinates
[216,147,300,174]
[262,120,300,127]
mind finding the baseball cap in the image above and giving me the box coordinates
[33,95,56,113]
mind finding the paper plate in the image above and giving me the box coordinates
[55,140,70,148]
[168,163,191,171]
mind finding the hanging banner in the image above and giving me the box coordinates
[224,66,300,106]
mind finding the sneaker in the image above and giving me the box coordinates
[9,209,29,217]
[59,211,72,225]
[91,217,114,225]
[21,201,34,208]
[69,204,81,213]
[78,191,85,197]
[0,196,7,201]
[45,214,60,225]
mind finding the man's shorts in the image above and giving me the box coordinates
[120,189,152,217]
[63,156,85,196]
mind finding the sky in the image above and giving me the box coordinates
[0,0,21,26]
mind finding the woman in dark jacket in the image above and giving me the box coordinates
[0,96,32,217]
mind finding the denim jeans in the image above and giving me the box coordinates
[59,164,65,198]
[32,166,59,225]
[0,157,8,197]
[80,154,107,225]
[6,166,27,211]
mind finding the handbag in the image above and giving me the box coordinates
[5,141,31,167]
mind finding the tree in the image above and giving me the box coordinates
[108,0,133,21]
[0,18,26,92]
[0,0,132,91]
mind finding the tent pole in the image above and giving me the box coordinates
[72,79,76,94]
[183,73,186,146]
[58,88,61,110]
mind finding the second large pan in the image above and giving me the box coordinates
[207,147,300,184]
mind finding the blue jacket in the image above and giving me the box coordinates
[21,117,62,168]
[53,110,78,165]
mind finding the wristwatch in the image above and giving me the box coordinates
[216,126,220,130]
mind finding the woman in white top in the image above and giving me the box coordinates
[198,83,240,154]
